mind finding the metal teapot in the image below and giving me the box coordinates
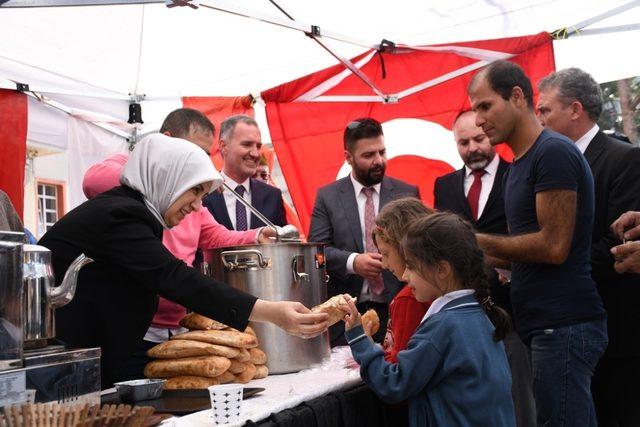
[23,245,93,348]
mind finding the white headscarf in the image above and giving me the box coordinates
[120,133,223,229]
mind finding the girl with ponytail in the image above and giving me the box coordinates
[342,212,515,427]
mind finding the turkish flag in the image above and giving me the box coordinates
[0,89,28,218]
[262,32,554,234]
[182,96,254,170]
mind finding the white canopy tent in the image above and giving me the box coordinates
[1,0,639,228]
[1,0,639,145]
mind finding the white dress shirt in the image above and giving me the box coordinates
[221,171,252,230]
[463,154,500,219]
[574,124,599,154]
[345,173,383,302]
[420,289,476,324]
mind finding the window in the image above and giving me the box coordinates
[36,181,65,237]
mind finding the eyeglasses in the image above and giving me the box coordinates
[258,171,270,180]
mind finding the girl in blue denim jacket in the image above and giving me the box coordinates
[343,212,516,427]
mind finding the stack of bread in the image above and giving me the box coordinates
[144,313,268,390]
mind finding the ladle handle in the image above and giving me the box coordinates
[222,183,279,237]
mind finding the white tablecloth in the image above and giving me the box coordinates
[167,347,363,426]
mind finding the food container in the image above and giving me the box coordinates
[202,243,331,374]
[113,379,165,402]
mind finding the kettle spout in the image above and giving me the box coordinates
[47,253,94,309]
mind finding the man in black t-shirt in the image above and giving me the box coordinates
[468,60,607,427]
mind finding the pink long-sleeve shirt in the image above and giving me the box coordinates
[83,154,258,328]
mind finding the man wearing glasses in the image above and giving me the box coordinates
[309,118,419,346]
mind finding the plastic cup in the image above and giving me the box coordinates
[208,384,243,425]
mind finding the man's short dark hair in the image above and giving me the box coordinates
[537,68,603,122]
[159,108,214,139]
[344,118,383,152]
[471,60,534,109]
[219,115,259,142]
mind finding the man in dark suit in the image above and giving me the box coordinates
[537,68,640,427]
[309,118,419,346]
[434,111,510,235]
[434,110,536,427]
[203,115,286,231]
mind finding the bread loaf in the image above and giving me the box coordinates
[253,365,269,380]
[217,371,235,384]
[235,363,257,384]
[171,330,258,349]
[312,294,357,326]
[179,313,227,330]
[228,359,246,374]
[361,309,381,336]
[234,348,250,362]
[144,355,231,379]
[248,348,267,365]
[147,340,239,359]
[164,376,220,390]
[244,326,257,337]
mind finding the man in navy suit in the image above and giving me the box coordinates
[203,115,286,231]
[434,110,536,427]
[537,68,640,427]
[309,118,419,345]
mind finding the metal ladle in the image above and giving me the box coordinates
[222,182,300,241]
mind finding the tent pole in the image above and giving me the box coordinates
[23,91,134,141]
[255,0,391,101]
[198,0,375,50]
[0,0,162,7]
[566,23,640,37]
[553,0,640,38]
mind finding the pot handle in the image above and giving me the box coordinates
[292,255,310,283]
[221,249,269,271]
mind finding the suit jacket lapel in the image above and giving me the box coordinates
[479,159,508,221]
[379,177,395,207]
[583,131,607,168]
[339,178,364,253]
[210,191,233,230]
[455,168,473,220]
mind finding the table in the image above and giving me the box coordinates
[165,347,407,426]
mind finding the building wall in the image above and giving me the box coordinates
[24,148,69,239]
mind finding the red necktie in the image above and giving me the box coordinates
[362,187,384,295]
[467,169,486,221]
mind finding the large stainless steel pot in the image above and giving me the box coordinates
[202,243,330,374]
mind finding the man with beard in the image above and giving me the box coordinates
[203,115,286,231]
[434,110,536,427]
[434,110,510,234]
[309,118,419,345]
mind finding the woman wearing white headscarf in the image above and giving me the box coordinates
[39,134,328,389]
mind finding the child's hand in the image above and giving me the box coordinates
[342,294,362,331]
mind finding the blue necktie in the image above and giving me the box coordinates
[235,185,248,231]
